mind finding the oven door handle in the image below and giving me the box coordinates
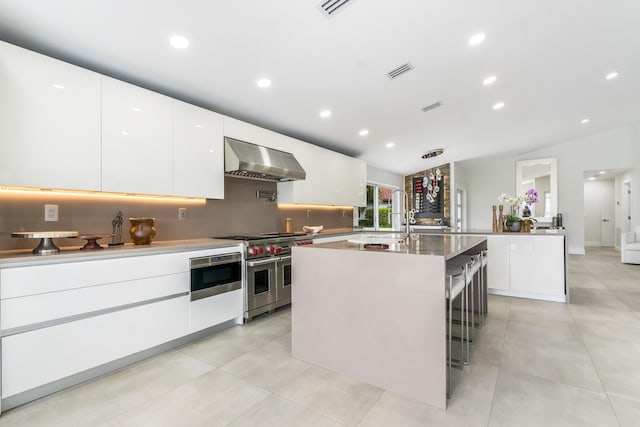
[247,258,278,267]
[278,255,292,262]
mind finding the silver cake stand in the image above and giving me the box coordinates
[11,231,79,255]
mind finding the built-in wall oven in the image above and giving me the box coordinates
[190,253,242,301]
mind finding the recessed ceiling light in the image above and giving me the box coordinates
[52,84,65,90]
[359,129,369,136]
[121,131,129,136]
[599,171,606,175]
[385,142,395,148]
[588,177,596,181]
[169,34,190,49]
[581,118,590,124]
[483,75,497,86]
[468,33,486,46]
[492,101,505,110]
[257,78,271,88]
[195,124,203,128]
[319,110,332,118]
[132,107,142,112]
[605,71,619,80]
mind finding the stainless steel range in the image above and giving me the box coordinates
[214,232,313,321]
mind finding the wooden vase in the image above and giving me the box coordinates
[492,205,497,232]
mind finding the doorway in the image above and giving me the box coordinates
[584,179,615,247]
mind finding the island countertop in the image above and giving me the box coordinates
[308,233,486,260]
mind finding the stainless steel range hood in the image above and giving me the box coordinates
[224,137,306,182]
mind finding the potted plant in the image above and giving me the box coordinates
[498,189,539,232]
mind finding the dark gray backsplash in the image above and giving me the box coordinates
[0,178,353,250]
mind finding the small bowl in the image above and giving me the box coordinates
[303,225,323,234]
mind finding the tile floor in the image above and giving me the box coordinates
[1,247,639,426]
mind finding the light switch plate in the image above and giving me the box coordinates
[178,208,187,221]
[45,204,59,222]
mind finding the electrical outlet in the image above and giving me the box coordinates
[45,204,59,222]
[178,207,187,221]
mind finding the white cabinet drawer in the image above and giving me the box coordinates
[1,295,191,398]
[1,252,189,299]
[1,272,188,330]
[189,288,243,332]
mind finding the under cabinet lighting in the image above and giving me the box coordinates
[0,186,205,204]
[278,204,354,210]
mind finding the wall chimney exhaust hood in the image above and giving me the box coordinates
[224,137,306,182]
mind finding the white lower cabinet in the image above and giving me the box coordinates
[1,295,191,398]
[0,246,244,402]
[487,234,566,302]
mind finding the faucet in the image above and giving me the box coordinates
[392,189,410,235]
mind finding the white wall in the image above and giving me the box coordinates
[366,164,403,189]
[459,125,636,254]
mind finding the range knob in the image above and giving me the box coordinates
[248,246,259,255]
[257,247,265,254]
[267,245,282,254]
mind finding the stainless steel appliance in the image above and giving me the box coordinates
[214,233,312,320]
[224,137,306,182]
[190,253,242,301]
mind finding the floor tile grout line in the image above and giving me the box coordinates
[354,389,385,427]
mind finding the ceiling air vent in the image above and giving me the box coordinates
[387,62,414,79]
[421,101,443,113]
[319,0,354,17]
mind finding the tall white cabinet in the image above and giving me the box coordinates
[101,77,173,195]
[173,101,224,199]
[0,41,102,190]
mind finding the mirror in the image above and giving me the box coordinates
[516,158,557,223]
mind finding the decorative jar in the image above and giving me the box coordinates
[129,217,156,245]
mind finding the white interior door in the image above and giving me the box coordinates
[584,180,615,246]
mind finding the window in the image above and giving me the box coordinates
[358,184,397,230]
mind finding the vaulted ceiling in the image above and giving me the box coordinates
[1,0,639,174]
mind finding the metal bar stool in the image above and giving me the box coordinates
[446,264,467,399]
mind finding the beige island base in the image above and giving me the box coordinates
[291,234,486,410]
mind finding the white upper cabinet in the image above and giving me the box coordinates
[223,116,292,152]
[173,101,224,199]
[0,41,102,190]
[101,76,173,195]
[278,139,367,207]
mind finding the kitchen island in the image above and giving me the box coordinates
[291,234,486,410]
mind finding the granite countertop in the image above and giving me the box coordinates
[300,234,486,260]
[0,238,242,268]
